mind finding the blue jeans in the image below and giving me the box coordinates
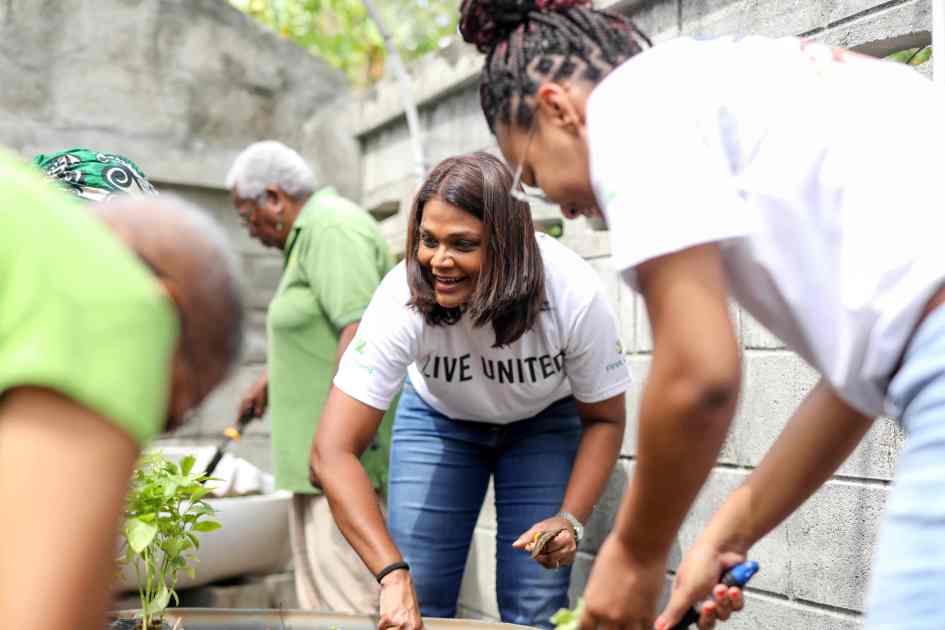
[865,306,945,629]
[388,380,581,629]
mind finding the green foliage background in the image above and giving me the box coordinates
[230,0,459,86]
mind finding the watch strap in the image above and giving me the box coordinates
[557,511,584,542]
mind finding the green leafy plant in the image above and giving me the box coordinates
[550,598,584,630]
[886,46,932,66]
[229,0,458,86]
[118,453,221,629]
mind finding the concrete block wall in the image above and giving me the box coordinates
[0,0,362,474]
[353,1,931,627]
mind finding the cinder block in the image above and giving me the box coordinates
[675,467,888,613]
[733,352,901,481]
[721,590,861,630]
[674,469,792,597]
[619,355,651,456]
[731,351,820,466]
[559,220,611,260]
[786,479,888,611]
[837,416,902,481]
[458,527,500,620]
[626,0,681,44]
[816,0,930,50]
[588,256,621,314]
[618,281,636,353]
[740,309,786,349]
[681,0,892,39]
[476,480,497,532]
[361,124,414,198]
[425,85,496,163]
[566,551,595,607]
[580,460,633,554]
[634,293,653,353]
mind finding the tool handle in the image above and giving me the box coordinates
[201,407,258,478]
[668,561,759,630]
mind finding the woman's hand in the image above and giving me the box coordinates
[513,514,577,569]
[578,533,668,630]
[239,370,269,418]
[378,569,423,630]
[655,541,747,630]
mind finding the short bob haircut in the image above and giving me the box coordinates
[405,151,545,348]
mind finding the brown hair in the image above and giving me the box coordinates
[405,151,545,347]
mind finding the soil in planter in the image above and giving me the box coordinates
[108,616,173,630]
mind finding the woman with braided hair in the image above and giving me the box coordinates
[460,2,945,630]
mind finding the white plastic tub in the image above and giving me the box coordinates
[115,446,292,592]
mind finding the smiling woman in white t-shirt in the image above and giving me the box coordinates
[459,2,945,630]
[311,151,631,630]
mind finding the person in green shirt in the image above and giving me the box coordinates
[227,140,396,614]
[0,147,244,630]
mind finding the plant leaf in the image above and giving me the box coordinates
[180,454,196,476]
[126,518,158,554]
[911,46,932,65]
[150,584,171,615]
[192,520,222,533]
[163,480,179,498]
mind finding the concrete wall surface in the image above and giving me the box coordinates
[354,1,933,627]
[0,0,364,471]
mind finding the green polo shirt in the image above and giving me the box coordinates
[268,187,396,494]
[0,148,178,444]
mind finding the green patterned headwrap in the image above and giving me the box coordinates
[31,148,157,201]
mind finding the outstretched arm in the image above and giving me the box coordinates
[657,379,873,628]
[579,243,742,630]
[0,386,140,630]
[514,394,626,568]
[311,386,422,630]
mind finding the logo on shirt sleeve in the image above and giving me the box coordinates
[606,339,627,372]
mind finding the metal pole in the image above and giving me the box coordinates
[935,0,944,85]
[362,0,427,183]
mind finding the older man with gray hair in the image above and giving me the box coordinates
[226,140,395,614]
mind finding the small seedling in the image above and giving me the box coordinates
[550,598,584,630]
[117,452,221,629]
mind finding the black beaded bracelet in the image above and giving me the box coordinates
[375,560,410,584]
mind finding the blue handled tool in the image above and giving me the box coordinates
[668,561,759,630]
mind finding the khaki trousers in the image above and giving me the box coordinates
[289,493,380,614]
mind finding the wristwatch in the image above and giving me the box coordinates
[557,511,584,543]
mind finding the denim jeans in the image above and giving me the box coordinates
[388,379,581,629]
[865,306,945,629]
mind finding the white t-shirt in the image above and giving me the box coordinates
[588,35,945,417]
[334,233,631,423]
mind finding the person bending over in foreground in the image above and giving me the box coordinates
[459,1,945,628]
[0,148,244,630]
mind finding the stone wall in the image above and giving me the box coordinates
[0,0,361,470]
[353,1,933,627]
